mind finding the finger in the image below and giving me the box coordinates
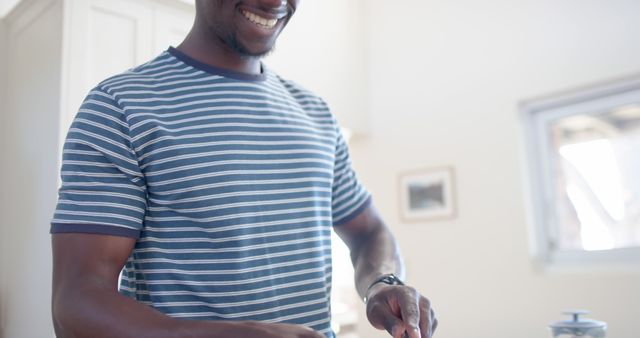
[428,307,438,337]
[427,308,434,338]
[418,301,430,337]
[398,328,414,338]
[399,290,421,338]
[367,303,406,338]
[306,326,327,338]
[418,298,432,338]
[405,327,420,338]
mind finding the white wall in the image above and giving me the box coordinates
[265,0,370,134]
[1,0,62,337]
[350,0,640,337]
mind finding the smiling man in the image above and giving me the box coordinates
[50,1,437,338]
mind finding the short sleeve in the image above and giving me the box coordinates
[331,127,372,226]
[50,87,147,238]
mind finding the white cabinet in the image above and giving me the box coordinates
[63,0,154,133]
[61,0,194,135]
[1,0,194,144]
[0,1,194,337]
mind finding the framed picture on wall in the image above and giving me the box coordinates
[399,166,456,222]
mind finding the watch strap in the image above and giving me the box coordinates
[363,273,404,304]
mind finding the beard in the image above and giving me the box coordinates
[222,30,277,58]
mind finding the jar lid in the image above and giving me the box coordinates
[549,310,607,330]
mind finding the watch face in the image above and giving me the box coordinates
[383,274,404,285]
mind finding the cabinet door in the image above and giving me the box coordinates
[62,0,153,131]
[152,1,195,55]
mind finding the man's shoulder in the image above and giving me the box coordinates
[94,51,184,94]
[273,73,330,110]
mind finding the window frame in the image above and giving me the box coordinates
[520,74,640,270]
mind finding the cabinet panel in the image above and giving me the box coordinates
[81,0,154,80]
[88,6,138,85]
[63,0,153,131]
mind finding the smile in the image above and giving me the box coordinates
[242,10,279,29]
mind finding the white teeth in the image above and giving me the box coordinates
[242,10,278,28]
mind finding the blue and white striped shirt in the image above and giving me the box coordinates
[51,47,371,337]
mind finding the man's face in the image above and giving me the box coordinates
[197,0,300,57]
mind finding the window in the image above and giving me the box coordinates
[521,75,640,267]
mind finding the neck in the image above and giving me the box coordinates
[176,27,262,75]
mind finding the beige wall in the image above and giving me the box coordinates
[0,15,7,338]
[1,1,62,337]
[350,0,640,337]
[265,0,370,134]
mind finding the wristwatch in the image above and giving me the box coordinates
[363,273,405,304]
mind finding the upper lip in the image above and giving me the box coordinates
[239,6,288,20]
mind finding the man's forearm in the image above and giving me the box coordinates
[53,284,239,338]
[53,284,326,338]
[351,221,405,300]
[53,283,326,338]
[335,205,436,337]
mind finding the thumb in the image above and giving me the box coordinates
[367,303,407,338]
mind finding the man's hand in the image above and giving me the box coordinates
[332,204,436,337]
[365,284,437,338]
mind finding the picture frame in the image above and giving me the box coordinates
[399,166,456,222]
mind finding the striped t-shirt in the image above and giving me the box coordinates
[51,47,371,337]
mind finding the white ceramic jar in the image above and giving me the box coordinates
[549,310,607,338]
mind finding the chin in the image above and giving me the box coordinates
[232,45,272,58]
[232,38,278,58]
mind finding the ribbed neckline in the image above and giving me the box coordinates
[167,47,267,82]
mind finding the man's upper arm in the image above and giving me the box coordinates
[51,233,136,333]
[51,86,146,239]
[52,233,135,294]
[333,203,384,252]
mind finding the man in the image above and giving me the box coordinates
[50,1,437,337]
